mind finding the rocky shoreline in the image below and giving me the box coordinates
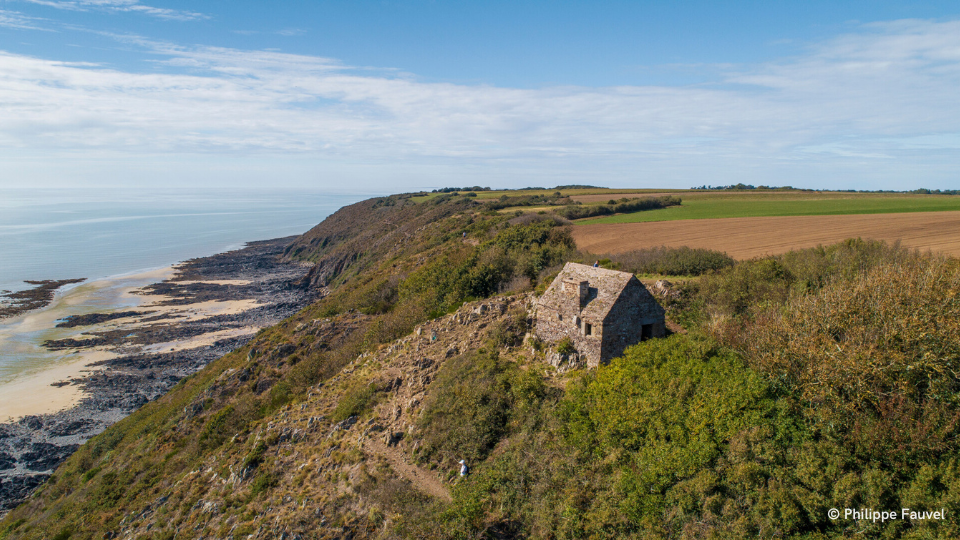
[0,237,317,514]
[0,279,87,320]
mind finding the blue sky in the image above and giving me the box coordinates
[1,1,960,191]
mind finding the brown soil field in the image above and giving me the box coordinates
[572,211,960,259]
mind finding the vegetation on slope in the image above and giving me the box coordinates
[4,189,960,539]
[598,245,735,276]
[0,194,576,539]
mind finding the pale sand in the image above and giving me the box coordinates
[141,326,259,354]
[0,349,114,422]
[0,269,262,420]
[572,211,960,260]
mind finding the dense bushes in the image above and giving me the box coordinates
[399,217,574,317]
[695,238,909,318]
[604,245,734,276]
[416,350,549,467]
[482,193,571,210]
[726,249,960,464]
[553,195,681,220]
[438,240,960,539]
[443,336,820,538]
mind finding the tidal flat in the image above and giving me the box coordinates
[0,237,318,514]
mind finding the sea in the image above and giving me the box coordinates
[0,188,367,386]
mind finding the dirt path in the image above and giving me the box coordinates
[572,211,960,259]
[363,438,452,501]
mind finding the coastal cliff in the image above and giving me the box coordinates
[4,193,960,539]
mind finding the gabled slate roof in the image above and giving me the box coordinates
[538,262,637,321]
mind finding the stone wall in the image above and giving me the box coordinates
[533,262,666,367]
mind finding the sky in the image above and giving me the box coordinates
[1,1,960,192]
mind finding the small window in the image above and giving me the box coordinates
[585,323,593,336]
[641,324,653,340]
[558,313,562,321]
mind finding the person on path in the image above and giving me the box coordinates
[459,459,469,477]
[593,260,599,267]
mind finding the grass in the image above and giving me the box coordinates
[577,191,960,224]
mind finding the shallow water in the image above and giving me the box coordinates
[0,188,362,292]
[0,188,364,385]
[0,270,166,385]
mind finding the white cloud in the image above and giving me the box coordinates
[2,19,960,188]
[20,0,206,21]
[0,8,48,29]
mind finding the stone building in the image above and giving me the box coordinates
[534,262,665,367]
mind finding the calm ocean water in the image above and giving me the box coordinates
[0,189,364,293]
[0,188,366,386]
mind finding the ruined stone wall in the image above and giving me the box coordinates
[532,305,604,366]
[600,281,666,362]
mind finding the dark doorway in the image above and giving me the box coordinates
[641,324,653,340]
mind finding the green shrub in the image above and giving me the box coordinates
[250,472,278,497]
[417,351,514,465]
[554,195,681,220]
[491,308,528,348]
[604,245,734,276]
[199,405,237,449]
[242,441,267,470]
[556,337,576,355]
[332,380,380,422]
[267,380,293,411]
[728,248,960,463]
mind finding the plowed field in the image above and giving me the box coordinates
[572,211,960,259]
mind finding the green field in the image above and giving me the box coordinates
[578,191,960,224]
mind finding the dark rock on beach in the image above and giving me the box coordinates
[55,311,146,328]
[0,279,86,320]
[0,475,46,513]
[0,236,318,515]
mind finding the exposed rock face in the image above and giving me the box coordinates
[544,350,586,372]
[652,279,681,300]
[534,262,666,367]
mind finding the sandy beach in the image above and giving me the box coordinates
[0,236,317,512]
[0,267,263,420]
[0,267,172,420]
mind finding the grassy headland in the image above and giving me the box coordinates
[3,193,960,539]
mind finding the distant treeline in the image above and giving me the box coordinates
[692,184,960,195]
[431,184,607,193]
[691,183,802,191]
[482,193,570,211]
[431,186,492,193]
[903,188,959,195]
[554,195,681,220]
[817,188,960,195]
